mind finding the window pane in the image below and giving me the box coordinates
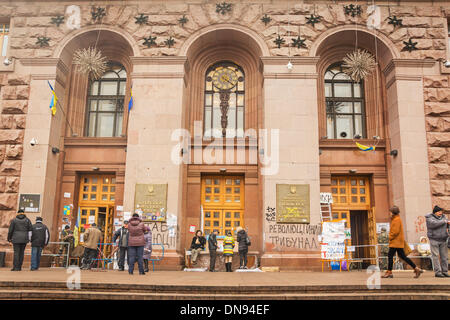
[115,113,123,136]
[90,82,99,95]
[334,83,352,97]
[98,100,116,111]
[326,114,334,139]
[325,82,332,97]
[102,71,117,79]
[336,115,353,139]
[237,94,244,107]
[354,115,363,137]
[96,113,115,137]
[118,69,127,78]
[1,35,8,57]
[324,71,334,80]
[354,102,362,114]
[119,81,126,95]
[205,93,212,106]
[100,82,117,95]
[237,108,244,137]
[89,100,97,111]
[354,83,362,97]
[334,72,351,81]
[88,113,96,137]
[335,102,352,113]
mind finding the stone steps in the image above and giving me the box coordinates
[0,289,448,300]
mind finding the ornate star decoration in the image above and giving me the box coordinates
[143,36,157,48]
[306,14,321,27]
[178,15,188,26]
[274,35,285,49]
[91,7,106,22]
[135,14,149,25]
[292,36,307,49]
[216,2,232,15]
[50,15,65,27]
[164,36,175,48]
[344,4,362,17]
[388,15,403,27]
[36,36,50,47]
[261,14,272,26]
[402,38,418,52]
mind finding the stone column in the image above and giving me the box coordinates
[123,57,186,267]
[384,59,435,243]
[16,58,68,234]
[260,57,322,269]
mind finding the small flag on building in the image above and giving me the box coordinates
[128,84,133,112]
[47,81,58,116]
[355,142,375,152]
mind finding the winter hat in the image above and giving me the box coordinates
[36,217,43,222]
[433,205,443,214]
[236,226,243,233]
[17,209,24,214]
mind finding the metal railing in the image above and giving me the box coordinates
[3,241,70,268]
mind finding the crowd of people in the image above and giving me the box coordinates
[5,205,449,277]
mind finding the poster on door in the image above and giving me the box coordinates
[321,242,346,260]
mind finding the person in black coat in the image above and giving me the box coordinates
[208,230,218,272]
[190,230,206,265]
[30,217,50,271]
[236,227,250,269]
[113,220,129,271]
[7,210,33,271]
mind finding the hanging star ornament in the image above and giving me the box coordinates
[164,36,175,48]
[50,15,65,27]
[178,15,188,26]
[91,7,106,22]
[143,36,157,48]
[344,4,362,17]
[261,14,272,26]
[135,14,149,25]
[342,49,377,82]
[73,47,108,80]
[402,38,418,52]
[292,36,307,49]
[388,15,403,27]
[216,2,232,15]
[306,14,321,28]
[274,35,285,49]
[36,36,50,47]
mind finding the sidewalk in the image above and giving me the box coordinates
[0,268,447,287]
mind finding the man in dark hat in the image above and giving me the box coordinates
[113,220,129,271]
[30,217,50,270]
[425,205,449,277]
[7,209,33,271]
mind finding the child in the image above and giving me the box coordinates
[143,228,152,273]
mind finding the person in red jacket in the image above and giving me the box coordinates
[127,214,149,275]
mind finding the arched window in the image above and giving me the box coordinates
[204,61,245,138]
[86,63,126,137]
[324,63,365,139]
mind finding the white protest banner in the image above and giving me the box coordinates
[322,221,346,243]
[321,242,346,260]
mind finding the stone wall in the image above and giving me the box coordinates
[0,2,448,60]
[424,76,450,211]
[0,73,28,245]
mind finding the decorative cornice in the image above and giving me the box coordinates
[263,73,318,79]
[130,56,187,65]
[383,58,436,77]
[261,56,320,66]
[319,139,386,149]
[385,74,423,90]
[31,74,66,87]
[64,136,127,147]
[19,58,69,75]
[130,72,185,79]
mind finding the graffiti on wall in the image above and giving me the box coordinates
[265,206,320,251]
[145,222,178,250]
[414,216,426,234]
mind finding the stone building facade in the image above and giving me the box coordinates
[0,0,448,270]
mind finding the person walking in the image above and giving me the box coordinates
[143,228,152,273]
[127,214,149,275]
[223,231,235,272]
[190,230,206,266]
[382,206,423,278]
[113,220,129,271]
[208,230,218,272]
[7,210,33,271]
[81,223,102,270]
[30,217,50,271]
[425,205,449,278]
[236,227,250,269]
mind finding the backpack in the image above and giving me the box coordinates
[245,235,251,246]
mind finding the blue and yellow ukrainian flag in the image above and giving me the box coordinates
[47,81,57,116]
[356,142,375,152]
[128,84,133,112]
[74,207,81,247]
